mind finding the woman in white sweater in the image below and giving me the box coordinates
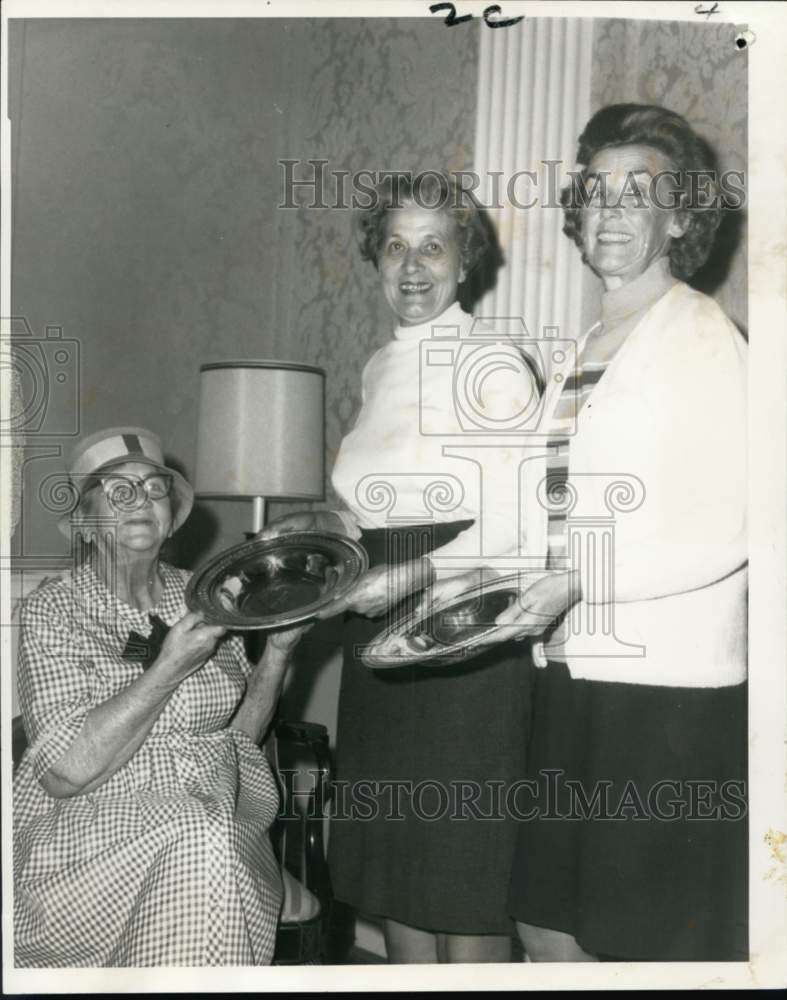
[492,105,747,961]
[261,173,540,963]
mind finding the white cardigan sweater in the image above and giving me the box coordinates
[523,281,748,689]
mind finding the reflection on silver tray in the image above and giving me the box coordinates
[185,531,369,629]
[361,570,555,669]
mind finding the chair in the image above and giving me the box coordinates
[10,714,334,965]
[270,719,333,964]
[11,714,27,774]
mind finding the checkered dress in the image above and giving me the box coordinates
[13,561,283,968]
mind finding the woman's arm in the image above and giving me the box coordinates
[493,569,581,638]
[315,558,435,619]
[39,613,226,798]
[229,626,309,744]
[416,569,581,646]
[256,509,358,540]
[584,297,747,604]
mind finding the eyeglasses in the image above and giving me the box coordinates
[97,473,173,512]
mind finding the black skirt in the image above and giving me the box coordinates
[328,522,533,935]
[507,661,748,961]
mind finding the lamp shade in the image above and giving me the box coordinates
[195,361,325,500]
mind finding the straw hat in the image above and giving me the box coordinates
[58,426,194,538]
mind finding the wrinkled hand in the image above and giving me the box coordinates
[255,510,347,541]
[317,560,432,619]
[494,571,581,640]
[413,569,483,619]
[157,612,227,681]
[266,621,313,655]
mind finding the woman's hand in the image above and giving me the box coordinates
[39,612,226,799]
[155,612,226,683]
[317,565,396,618]
[317,560,434,619]
[231,623,313,744]
[413,569,483,618]
[255,510,349,541]
[266,621,313,656]
[494,570,581,640]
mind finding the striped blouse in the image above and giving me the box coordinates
[544,257,677,660]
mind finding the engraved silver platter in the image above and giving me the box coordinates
[185,531,369,629]
[361,570,556,669]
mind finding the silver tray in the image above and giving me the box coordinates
[185,531,369,629]
[361,570,555,668]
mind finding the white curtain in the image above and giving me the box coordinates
[473,18,594,345]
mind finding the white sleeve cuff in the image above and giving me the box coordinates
[332,509,363,540]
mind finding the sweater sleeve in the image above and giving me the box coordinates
[586,292,747,604]
[331,508,363,540]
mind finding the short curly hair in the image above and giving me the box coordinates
[561,104,724,280]
[357,171,490,276]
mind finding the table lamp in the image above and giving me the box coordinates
[194,361,325,534]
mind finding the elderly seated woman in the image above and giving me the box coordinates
[12,427,305,967]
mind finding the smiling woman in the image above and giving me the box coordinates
[580,144,688,289]
[357,172,490,322]
[562,102,724,283]
[495,104,748,962]
[259,172,538,964]
[377,204,467,326]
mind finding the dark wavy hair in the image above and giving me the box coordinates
[561,104,723,280]
[357,171,490,276]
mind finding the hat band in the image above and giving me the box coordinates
[121,432,144,454]
[71,432,164,478]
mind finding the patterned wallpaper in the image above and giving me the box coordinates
[278,18,480,509]
[6,16,748,733]
[590,19,748,333]
[8,19,480,556]
[261,17,481,730]
[282,16,748,519]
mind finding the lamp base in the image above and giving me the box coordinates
[252,496,267,535]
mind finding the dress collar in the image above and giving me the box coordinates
[393,300,470,342]
[600,257,676,329]
[74,558,184,632]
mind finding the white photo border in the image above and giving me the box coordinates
[1,0,785,992]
